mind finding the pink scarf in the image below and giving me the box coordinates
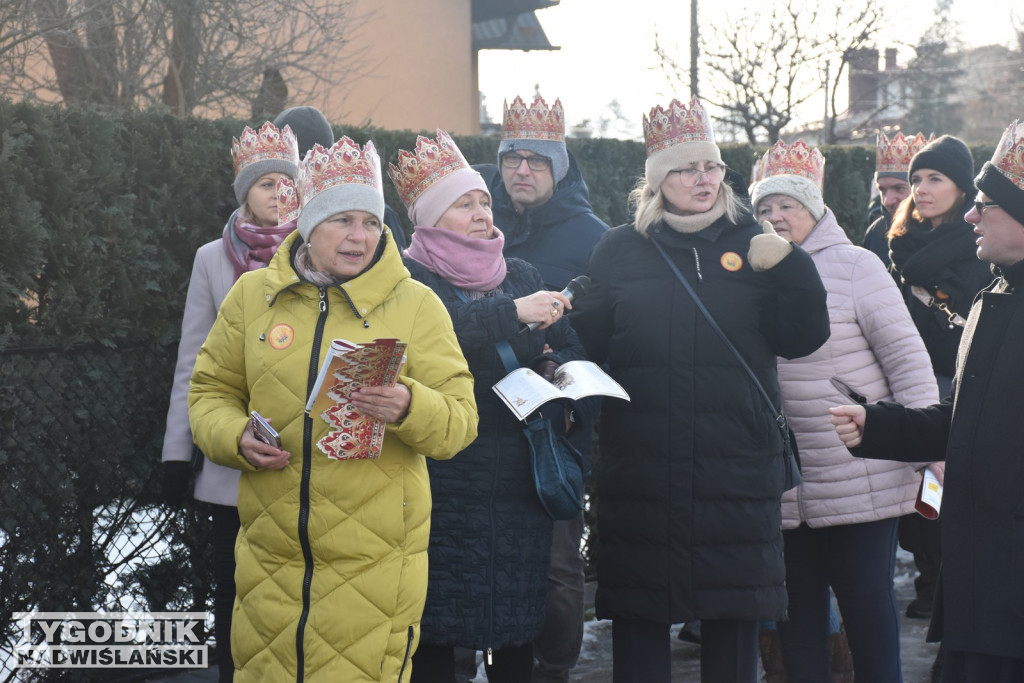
[223,210,297,281]
[405,224,507,291]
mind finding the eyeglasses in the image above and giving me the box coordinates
[973,200,1000,216]
[501,153,551,172]
[667,163,726,187]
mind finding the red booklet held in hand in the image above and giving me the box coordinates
[305,338,407,461]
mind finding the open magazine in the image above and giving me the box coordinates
[492,360,629,421]
[305,338,407,460]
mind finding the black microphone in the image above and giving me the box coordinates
[522,275,591,333]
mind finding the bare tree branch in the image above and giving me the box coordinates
[2,0,376,115]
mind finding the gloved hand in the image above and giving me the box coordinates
[161,461,192,507]
[533,359,559,382]
[748,220,793,272]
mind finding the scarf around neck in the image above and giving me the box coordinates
[223,209,296,281]
[660,191,728,234]
[405,224,507,291]
[889,215,977,286]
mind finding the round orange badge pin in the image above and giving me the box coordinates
[267,323,295,350]
[720,252,743,272]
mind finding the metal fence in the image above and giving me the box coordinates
[0,343,215,682]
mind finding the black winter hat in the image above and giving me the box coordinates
[273,106,335,158]
[976,162,1024,227]
[909,135,975,198]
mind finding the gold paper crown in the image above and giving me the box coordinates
[294,137,382,209]
[231,122,299,176]
[759,139,826,191]
[991,120,1024,191]
[643,98,715,157]
[387,129,472,209]
[276,177,300,225]
[875,132,934,174]
[502,95,565,142]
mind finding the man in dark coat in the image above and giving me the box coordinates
[831,121,1024,681]
[474,93,608,683]
[862,132,924,269]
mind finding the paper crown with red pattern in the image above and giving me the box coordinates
[231,122,299,176]
[501,95,565,142]
[230,122,299,205]
[990,120,1024,191]
[388,129,473,209]
[875,132,934,175]
[974,120,1024,228]
[285,136,384,240]
[642,97,716,158]
[758,139,826,191]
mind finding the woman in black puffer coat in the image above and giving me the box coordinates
[570,99,830,683]
[388,130,595,683]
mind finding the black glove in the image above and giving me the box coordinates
[161,461,193,507]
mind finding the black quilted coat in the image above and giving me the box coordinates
[404,256,591,649]
[570,214,830,624]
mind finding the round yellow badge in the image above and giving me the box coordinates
[267,324,295,350]
[720,252,743,272]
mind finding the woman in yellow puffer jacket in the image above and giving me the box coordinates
[188,137,478,683]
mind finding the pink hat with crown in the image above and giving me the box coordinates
[388,129,489,227]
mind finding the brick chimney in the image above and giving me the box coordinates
[847,48,879,116]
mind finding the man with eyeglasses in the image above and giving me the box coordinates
[473,94,608,683]
[830,120,1024,681]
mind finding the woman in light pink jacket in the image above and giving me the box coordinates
[750,141,939,683]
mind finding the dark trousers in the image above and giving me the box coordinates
[941,650,1024,683]
[412,643,533,683]
[611,617,758,683]
[898,513,942,605]
[211,503,239,683]
[533,511,586,682]
[779,518,902,683]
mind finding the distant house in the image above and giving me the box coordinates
[318,0,559,135]
[11,0,558,136]
[790,44,1024,145]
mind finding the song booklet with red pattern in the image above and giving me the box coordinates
[305,338,407,460]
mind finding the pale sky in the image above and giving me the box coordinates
[477,0,1021,140]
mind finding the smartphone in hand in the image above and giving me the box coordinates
[251,410,281,448]
[830,377,866,404]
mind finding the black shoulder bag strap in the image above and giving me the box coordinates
[650,238,797,468]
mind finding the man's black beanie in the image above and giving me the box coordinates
[976,161,1024,227]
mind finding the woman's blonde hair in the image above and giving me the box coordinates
[629,176,744,235]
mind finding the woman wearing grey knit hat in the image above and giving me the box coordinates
[188,135,477,682]
[751,140,941,683]
[570,99,830,683]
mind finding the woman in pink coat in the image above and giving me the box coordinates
[750,141,940,683]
